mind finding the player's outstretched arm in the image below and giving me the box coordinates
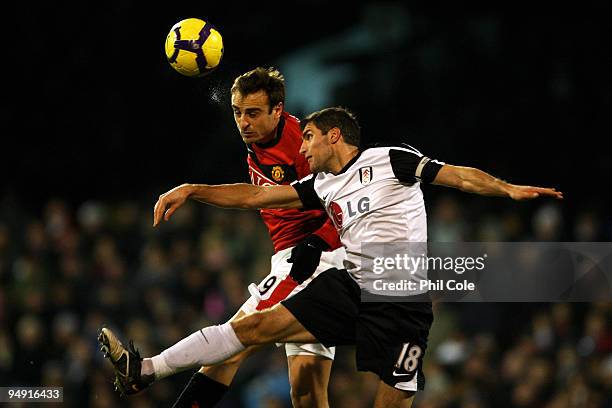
[432,165,564,201]
[153,183,302,226]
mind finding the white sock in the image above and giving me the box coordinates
[150,322,245,380]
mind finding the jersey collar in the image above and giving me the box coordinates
[335,149,363,175]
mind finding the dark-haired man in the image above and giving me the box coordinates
[102,68,344,408]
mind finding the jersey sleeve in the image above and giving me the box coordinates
[389,148,444,185]
[312,218,341,250]
[291,174,324,210]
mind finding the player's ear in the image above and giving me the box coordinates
[272,102,283,118]
[328,127,341,144]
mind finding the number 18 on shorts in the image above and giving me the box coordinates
[387,342,426,392]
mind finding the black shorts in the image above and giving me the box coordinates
[281,268,433,391]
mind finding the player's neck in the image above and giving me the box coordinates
[255,132,277,146]
[330,146,360,174]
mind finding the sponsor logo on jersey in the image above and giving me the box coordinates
[271,165,285,182]
[329,201,343,229]
[347,197,370,216]
[359,166,373,185]
[249,166,276,187]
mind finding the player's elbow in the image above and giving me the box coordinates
[235,187,265,210]
[457,176,474,192]
[238,197,258,210]
[245,189,267,209]
[248,186,290,210]
[451,167,481,193]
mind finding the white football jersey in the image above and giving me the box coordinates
[293,145,444,295]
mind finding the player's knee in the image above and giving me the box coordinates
[290,391,314,408]
[290,385,327,408]
[233,312,270,345]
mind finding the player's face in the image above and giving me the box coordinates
[231,90,282,144]
[300,123,333,173]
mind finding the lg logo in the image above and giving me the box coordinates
[347,197,370,217]
[329,197,370,229]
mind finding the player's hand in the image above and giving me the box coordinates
[287,235,329,284]
[508,185,564,201]
[153,184,193,227]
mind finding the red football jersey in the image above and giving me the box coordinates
[247,111,339,252]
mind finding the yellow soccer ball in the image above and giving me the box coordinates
[165,18,224,77]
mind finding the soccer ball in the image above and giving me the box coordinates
[165,18,224,77]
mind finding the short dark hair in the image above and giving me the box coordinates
[231,67,285,112]
[301,107,361,147]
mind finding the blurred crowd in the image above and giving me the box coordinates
[0,192,611,407]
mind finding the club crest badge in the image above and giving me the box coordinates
[359,166,373,185]
[271,166,285,182]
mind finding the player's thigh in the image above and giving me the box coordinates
[233,304,318,345]
[373,380,415,408]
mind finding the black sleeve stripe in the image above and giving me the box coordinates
[418,159,444,184]
[291,175,324,210]
[389,148,444,185]
[389,148,421,185]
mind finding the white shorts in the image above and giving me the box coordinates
[240,245,346,359]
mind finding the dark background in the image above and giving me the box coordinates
[2,2,612,407]
[3,2,610,215]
